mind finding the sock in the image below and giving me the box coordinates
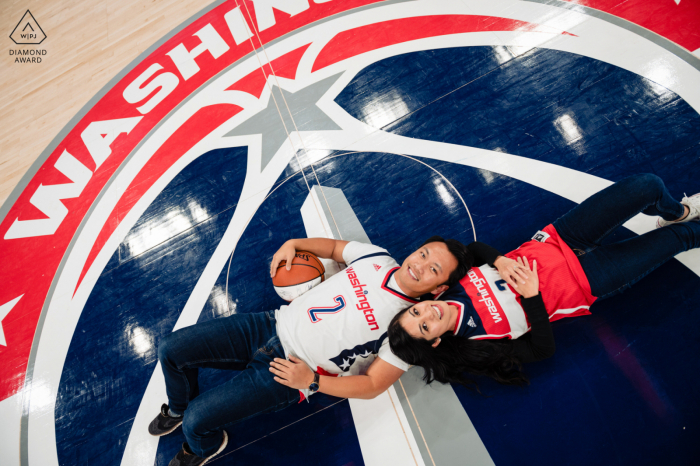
[168,408,182,418]
[677,206,690,222]
[183,443,194,455]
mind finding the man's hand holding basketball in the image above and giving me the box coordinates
[270,240,297,278]
[270,238,349,278]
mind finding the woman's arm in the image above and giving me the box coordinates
[503,293,556,362]
[269,355,404,399]
[498,256,555,362]
[466,241,501,267]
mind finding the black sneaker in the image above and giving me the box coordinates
[148,403,183,436]
[168,430,228,466]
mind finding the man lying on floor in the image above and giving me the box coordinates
[148,236,471,466]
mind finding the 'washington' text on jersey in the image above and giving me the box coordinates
[467,269,502,323]
[346,266,379,331]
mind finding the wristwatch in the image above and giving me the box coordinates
[309,371,320,393]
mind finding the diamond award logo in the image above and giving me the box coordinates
[10,10,46,45]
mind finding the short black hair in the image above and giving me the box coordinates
[420,236,473,289]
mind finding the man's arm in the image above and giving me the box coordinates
[270,238,349,277]
[269,356,404,400]
[318,357,404,399]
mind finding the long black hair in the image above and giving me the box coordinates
[388,307,529,392]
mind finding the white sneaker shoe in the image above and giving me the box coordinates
[657,193,700,228]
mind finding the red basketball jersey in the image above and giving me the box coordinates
[506,223,596,323]
[440,224,597,340]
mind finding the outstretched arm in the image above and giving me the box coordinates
[270,238,349,277]
[466,241,501,267]
[269,356,404,400]
[505,293,556,362]
[500,256,555,362]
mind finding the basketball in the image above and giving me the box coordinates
[272,251,325,301]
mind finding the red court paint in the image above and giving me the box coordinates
[313,15,574,72]
[564,0,700,52]
[227,43,312,98]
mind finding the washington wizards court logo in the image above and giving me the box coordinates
[1,1,700,465]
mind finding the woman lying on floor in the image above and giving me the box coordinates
[388,174,700,390]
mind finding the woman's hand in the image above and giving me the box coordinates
[513,256,539,298]
[494,255,529,289]
[269,356,314,389]
[270,241,296,278]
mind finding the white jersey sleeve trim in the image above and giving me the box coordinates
[378,336,410,372]
[550,305,591,318]
[342,241,390,266]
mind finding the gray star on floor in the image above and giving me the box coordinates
[225,73,343,171]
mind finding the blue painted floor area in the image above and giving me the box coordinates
[53,43,700,465]
[56,148,248,466]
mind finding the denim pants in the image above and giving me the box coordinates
[158,311,299,457]
[552,174,700,299]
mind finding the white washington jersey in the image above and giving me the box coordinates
[275,241,413,400]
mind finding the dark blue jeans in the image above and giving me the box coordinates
[553,174,700,299]
[158,311,299,457]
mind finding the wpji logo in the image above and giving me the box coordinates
[10,10,47,63]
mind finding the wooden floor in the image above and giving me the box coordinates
[0,0,212,207]
[2,1,699,208]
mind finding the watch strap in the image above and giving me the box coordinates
[309,371,320,392]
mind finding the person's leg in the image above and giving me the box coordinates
[552,174,686,254]
[181,332,300,457]
[580,221,700,299]
[157,311,276,416]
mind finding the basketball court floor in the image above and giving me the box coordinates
[2,1,700,465]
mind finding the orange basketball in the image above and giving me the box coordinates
[272,251,325,301]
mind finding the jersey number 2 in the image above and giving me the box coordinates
[308,296,346,323]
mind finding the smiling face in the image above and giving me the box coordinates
[395,242,458,297]
[398,300,458,343]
